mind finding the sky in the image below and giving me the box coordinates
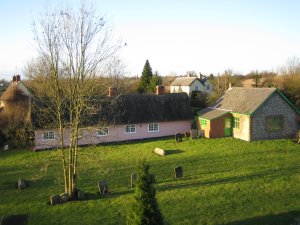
[0,0,300,80]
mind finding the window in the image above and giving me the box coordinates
[266,116,283,132]
[206,85,210,91]
[233,116,240,129]
[97,127,109,136]
[148,123,159,132]
[43,131,55,140]
[200,119,207,128]
[125,124,136,133]
[195,86,199,91]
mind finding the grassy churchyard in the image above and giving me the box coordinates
[0,137,299,225]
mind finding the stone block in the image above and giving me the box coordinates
[174,166,183,178]
[153,147,166,156]
[17,179,26,190]
[50,194,60,205]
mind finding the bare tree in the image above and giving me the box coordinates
[29,2,120,197]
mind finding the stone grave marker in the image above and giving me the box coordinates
[190,129,197,139]
[50,194,60,205]
[60,193,69,203]
[153,147,166,156]
[174,166,183,178]
[77,190,85,200]
[17,179,26,190]
[130,173,137,188]
[98,180,108,194]
[175,133,182,142]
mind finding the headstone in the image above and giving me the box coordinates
[153,147,166,156]
[50,194,60,205]
[60,193,69,203]
[184,131,189,139]
[174,166,183,178]
[17,179,26,190]
[190,129,197,139]
[98,180,108,194]
[3,145,9,151]
[77,190,85,200]
[175,133,182,142]
[130,173,137,188]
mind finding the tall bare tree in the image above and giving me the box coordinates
[29,2,120,197]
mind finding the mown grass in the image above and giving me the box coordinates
[0,137,299,225]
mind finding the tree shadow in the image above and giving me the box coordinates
[225,210,300,225]
[0,214,28,225]
[86,188,133,200]
[157,165,300,192]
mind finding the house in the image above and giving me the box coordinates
[33,91,192,150]
[0,75,32,128]
[197,87,300,141]
[170,74,212,96]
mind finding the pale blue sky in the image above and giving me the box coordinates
[0,0,300,80]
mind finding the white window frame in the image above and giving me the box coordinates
[148,123,159,132]
[43,131,55,140]
[97,127,109,136]
[125,124,136,134]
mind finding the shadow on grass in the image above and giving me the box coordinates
[86,188,134,200]
[164,149,184,155]
[225,210,300,225]
[157,165,300,192]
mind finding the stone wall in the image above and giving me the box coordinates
[251,92,298,141]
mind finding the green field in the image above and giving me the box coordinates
[0,138,299,225]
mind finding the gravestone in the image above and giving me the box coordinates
[153,147,166,156]
[60,193,69,203]
[17,179,26,190]
[98,180,108,194]
[50,194,60,205]
[184,131,189,139]
[190,129,197,139]
[77,190,85,200]
[174,166,183,178]
[3,145,9,151]
[130,173,137,188]
[175,133,182,143]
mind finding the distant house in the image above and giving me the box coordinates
[197,87,300,141]
[170,75,212,96]
[0,75,32,128]
[33,92,192,150]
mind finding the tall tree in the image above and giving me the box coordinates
[127,161,163,225]
[147,71,162,93]
[137,60,153,93]
[29,2,119,197]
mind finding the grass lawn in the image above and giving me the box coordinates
[0,137,299,225]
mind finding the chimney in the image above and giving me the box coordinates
[16,75,21,82]
[156,85,165,95]
[13,75,17,83]
[108,87,117,97]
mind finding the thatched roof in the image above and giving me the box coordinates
[0,84,28,102]
[32,93,192,129]
[213,87,276,114]
[108,93,192,124]
[198,108,230,120]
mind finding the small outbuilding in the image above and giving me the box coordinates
[197,87,300,141]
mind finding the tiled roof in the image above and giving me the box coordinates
[213,87,276,114]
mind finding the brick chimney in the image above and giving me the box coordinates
[108,87,117,97]
[16,75,21,82]
[156,85,165,95]
[12,75,17,83]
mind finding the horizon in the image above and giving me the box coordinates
[0,0,299,80]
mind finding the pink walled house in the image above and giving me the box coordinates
[33,92,192,150]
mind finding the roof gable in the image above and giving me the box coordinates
[170,77,204,86]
